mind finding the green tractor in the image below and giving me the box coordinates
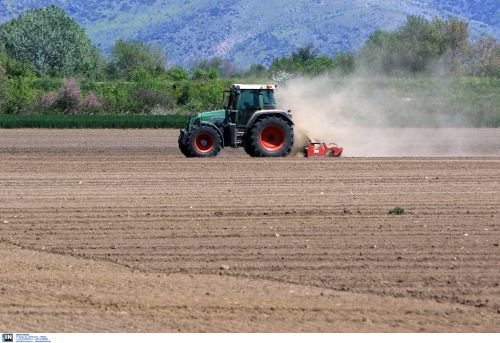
[178,84,294,157]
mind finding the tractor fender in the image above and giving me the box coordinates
[245,110,294,135]
[199,122,225,147]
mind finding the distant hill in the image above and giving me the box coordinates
[0,0,498,67]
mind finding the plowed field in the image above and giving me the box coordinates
[0,129,499,332]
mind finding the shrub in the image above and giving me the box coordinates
[182,79,229,112]
[91,81,136,114]
[132,88,173,113]
[1,77,36,114]
[388,206,405,215]
[35,91,58,113]
[166,66,189,81]
[81,91,102,114]
[55,79,81,113]
[30,79,103,114]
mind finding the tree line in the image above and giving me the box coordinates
[0,6,498,115]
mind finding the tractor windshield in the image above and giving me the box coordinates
[262,90,276,108]
[239,90,259,110]
[237,89,277,111]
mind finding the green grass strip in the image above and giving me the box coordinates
[0,114,188,129]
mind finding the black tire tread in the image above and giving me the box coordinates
[178,133,193,157]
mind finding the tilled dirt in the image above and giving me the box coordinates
[0,129,499,332]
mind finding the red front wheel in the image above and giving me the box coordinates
[194,132,215,153]
[185,126,221,157]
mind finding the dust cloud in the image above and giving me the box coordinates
[276,75,495,157]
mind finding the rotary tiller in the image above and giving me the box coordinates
[304,142,343,158]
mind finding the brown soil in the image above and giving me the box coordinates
[0,129,499,332]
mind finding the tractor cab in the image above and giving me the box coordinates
[224,84,277,126]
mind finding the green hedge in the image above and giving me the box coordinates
[0,114,188,129]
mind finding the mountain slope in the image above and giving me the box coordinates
[0,0,498,67]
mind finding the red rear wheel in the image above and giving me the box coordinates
[246,116,294,157]
[259,124,285,151]
[194,133,214,153]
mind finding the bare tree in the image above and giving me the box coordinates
[467,36,499,76]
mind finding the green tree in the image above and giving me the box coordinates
[332,52,356,74]
[303,56,335,75]
[445,17,469,57]
[358,30,393,72]
[0,6,100,76]
[269,44,320,74]
[443,18,471,73]
[245,64,267,78]
[269,44,352,76]
[0,45,6,105]
[390,16,448,72]
[293,44,320,63]
[193,57,240,78]
[0,43,6,66]
[109,40,166,80]
[0,65,6,107]
[360,16,454,74]
[191,67,220,80]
